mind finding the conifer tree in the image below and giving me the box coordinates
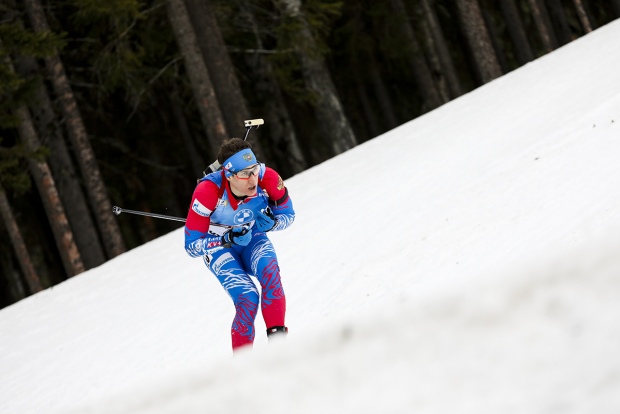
[238,0,307,175]
[526,0,559,53]
[166,0,228,158]
[2,47,85,276]
[390,0,443,111]
[0,185,43,293]
[420,0,463,99]
[184,0,250,138]
[23,0,126,258]
[499,0,534,65]
[279,0,357,155]
[455,0,503,84]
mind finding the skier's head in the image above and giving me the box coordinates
[219,138,260,197]
[218,138,257,178]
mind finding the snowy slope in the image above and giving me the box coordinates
[2,18,620,414]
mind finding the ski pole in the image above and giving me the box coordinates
[242,118,264,141]
[113,206,236,235]
[112,206,186,223]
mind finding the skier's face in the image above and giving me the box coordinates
[228,165,259,197]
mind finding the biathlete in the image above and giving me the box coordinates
[184,138,295,351]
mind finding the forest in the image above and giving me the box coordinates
[1,0,618,310]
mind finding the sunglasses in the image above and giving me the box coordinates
[235,164,260,179]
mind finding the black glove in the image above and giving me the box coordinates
[222,226,252,247]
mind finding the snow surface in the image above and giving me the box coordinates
[2,19,620,414]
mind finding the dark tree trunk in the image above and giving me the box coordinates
[482,6,510,73]
[16,55,106,270]
[527,0,558,53]
[455,0,503,84]
[170,83,206,178]
[184,0,260,147]
[136,201,160,243]
[1,246,27,302]
[572,0,593,33]
[417,4,450,103]
[2,38,84,276]
[546,0,574,45]
[245,51,307,175]
[23,0,126,259]
[280,0,357,155]
[390,0,443,111]
[499,0,535,65]
[166,0,229,158]
[354,76,382,139]
[0,186,43,294]
[240,1,306,175]
[421,0,463,98]
[14,105,85,276]
[613,1,620,18]
[368,55,399,130]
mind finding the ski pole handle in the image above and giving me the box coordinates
[243,118,264,141]
[244,118,264,127]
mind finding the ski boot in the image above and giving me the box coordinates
[266,326,288,342]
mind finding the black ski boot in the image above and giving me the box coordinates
[266,326,288,342]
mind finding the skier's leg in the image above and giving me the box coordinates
[242,232,287,336]
[205,249,259,350]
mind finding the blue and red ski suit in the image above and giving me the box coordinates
[184,164,295,350]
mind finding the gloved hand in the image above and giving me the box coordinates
[222,226,252,247]
[255,207,276,232]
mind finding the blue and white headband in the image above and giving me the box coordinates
[222,148,257,177]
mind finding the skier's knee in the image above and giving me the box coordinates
[235,291,259,318]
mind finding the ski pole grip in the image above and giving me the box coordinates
[244,119,264,127]
[243,118,264,140]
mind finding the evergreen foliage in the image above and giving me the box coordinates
[0,20,56,193]
[0,140,34,195]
